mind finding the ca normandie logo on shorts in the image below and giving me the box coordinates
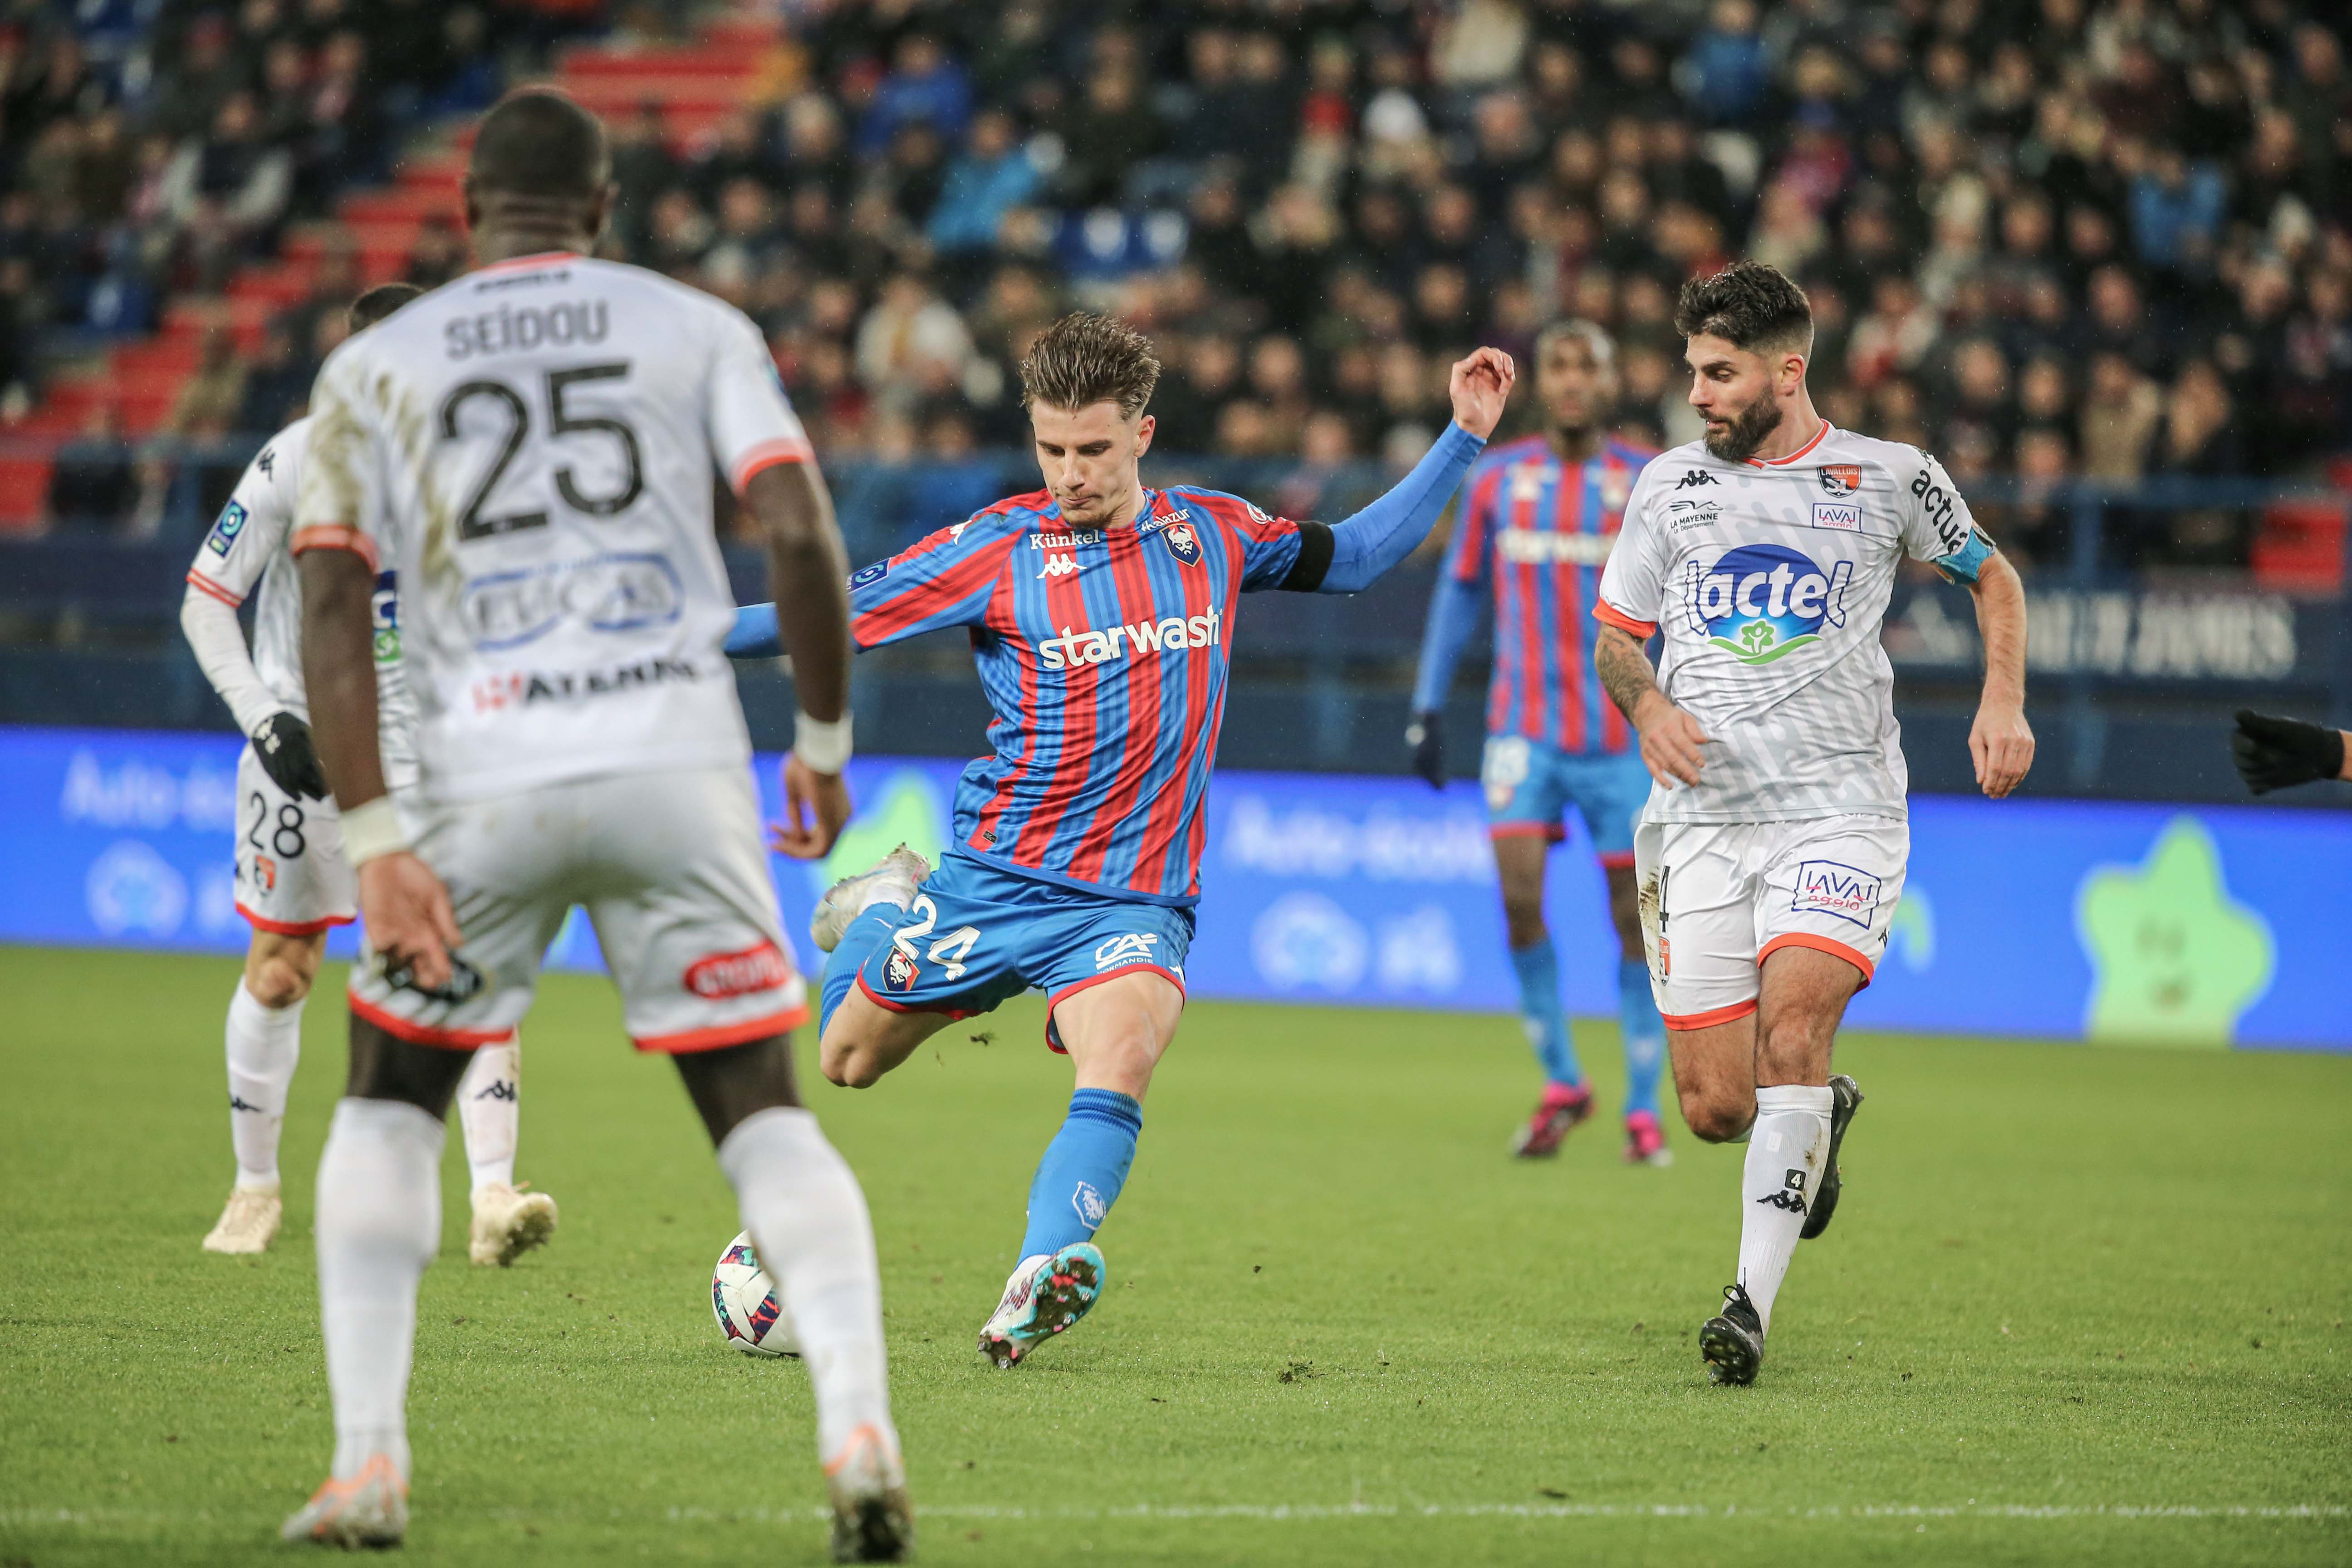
[683,941,789,1000]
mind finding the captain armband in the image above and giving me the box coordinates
[1931,529,1995,586]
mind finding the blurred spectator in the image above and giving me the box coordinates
[928,109,1041,256]
[164,325,247,439]
[44,404,139,532]
[855,273,973,410]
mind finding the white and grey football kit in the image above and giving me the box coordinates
[1595,424,1994,1026]
[294,252,818,1051]
[185,419,422,933]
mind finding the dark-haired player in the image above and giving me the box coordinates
[181,283,558,1266]
[1592,261,2033,1384]
[283,91,910,1559]
[729,314,1515,1368]
[1407,319,1671,1166]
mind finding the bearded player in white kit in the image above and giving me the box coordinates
[279,91,911,1559]
[181,283,556,1266]
[1592,261,2034,1386]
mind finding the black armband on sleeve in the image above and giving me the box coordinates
[1276,520,1335,592]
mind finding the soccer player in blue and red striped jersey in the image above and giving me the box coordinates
[1406,321,1671,1166]
[728,314,1515,1367]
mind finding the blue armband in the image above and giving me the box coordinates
[1931,529,1995,586]
[726,602,781,658]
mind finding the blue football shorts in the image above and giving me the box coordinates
[855,851,1194,1052]
[1480,735,1653,867]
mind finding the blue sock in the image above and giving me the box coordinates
[819,905,902,1037]
[1618,957,1666,1119]
[1017,1089,1143,1262]
[1508,938,1583,1088]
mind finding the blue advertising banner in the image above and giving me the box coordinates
[3,726,2343,1051]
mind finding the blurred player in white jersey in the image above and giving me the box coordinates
[279,92,909,1560]
[181,283,554,1266]
[1592,262,2034,1386]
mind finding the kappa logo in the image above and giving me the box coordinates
[1072,1181,1108,1227]
[1094,931,1160,971]
[882,946,920,992]
[1818,465,1862,497]
[1757,1169,1809,1212]
[1037,552,1083,578]
[229,1093,262,1113]
[472,1078,517,1103]
[1675,469,1720,490]
[1161,521,1202,565]
[1792,859,1881,928]
[683,940,791,999]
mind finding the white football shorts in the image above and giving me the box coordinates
[1634,813,1908,1029]
[233,743,358,935]
[346,766,809,1054]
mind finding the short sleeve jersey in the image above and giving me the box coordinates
[185,418,421,792]
[294,253,813,804]
[851,486,1306,905]
[1445,434,1653,755]
[1595,425,1989,823]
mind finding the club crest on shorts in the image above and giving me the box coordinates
[1818,465,1862,497]
[1161,521,1202,565]
[882,945,920,991]
[1791,859,1881,928]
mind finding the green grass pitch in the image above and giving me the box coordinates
[2,946,2347,1567]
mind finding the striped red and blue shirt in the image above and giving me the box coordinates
[850,486,1307,906]
[1440,435,1655,755]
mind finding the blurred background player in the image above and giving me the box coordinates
[1406,320,1670,1166]
[280,92,909,1560]
[1592,262,2034,1386]
[179,282,554,1266]
[2232,711,2352,793]
[728,315,1514,1370]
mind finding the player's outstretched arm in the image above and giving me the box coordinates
[298,546,462,990]
[1964,548,2034,799]
[742,461,855,859]
[1595,624,1709,789]
[1306,348,1515,595]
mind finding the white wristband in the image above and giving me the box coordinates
[792,709,853,774]
[339,795,411,867]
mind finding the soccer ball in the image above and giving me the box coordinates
[710,1231,799,1358]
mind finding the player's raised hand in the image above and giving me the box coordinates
[1969,700,2035,799]
[1447,347,1517,440]
[1634,694,1710,789]
[358,851,463,995]
[770,754,853,860]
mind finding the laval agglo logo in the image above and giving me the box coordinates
[1683,543,1854,665]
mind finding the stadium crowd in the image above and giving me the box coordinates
[3,0,2349,568]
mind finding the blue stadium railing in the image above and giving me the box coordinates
[3,437,2346,805]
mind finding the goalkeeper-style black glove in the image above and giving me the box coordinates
[2231,709,2346,795]
[251,710,329,801]
[1406,709,1446,790]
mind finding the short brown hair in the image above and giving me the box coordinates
[1019,311,1161,417]
[1673,260,1813,358]
[348,283,423,332]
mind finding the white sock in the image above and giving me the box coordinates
[456,1039,520,1198]
[1736,1084,1834,1336]
[716,1107,895,1463]
[315,1098,444,1482]
[225,980,304,1188]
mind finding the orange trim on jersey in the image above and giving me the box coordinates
[1597,850,1637,869]
[632,1004,809,1055]
[1592,600,1658,638]
[289,524,381,572]
[186,571,245,608]
[474,250,582,274]
[731,436,815,493]
[235,901,351,936]
[348,991,516,1049]
[1745,421,1833,468]
[1759,931,1876,986]
[1663,997,1759,1031]
[1489,823,1568,842]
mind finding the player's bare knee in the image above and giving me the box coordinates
[245,954,313,1008]
[1679,1084,1754,1143]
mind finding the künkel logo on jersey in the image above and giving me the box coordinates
[1682,544,1853,666]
